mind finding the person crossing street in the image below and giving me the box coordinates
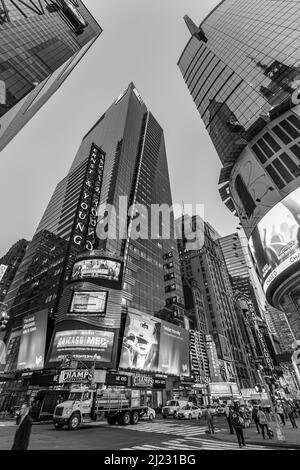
[229,407,245,448]
[224,404,234,434]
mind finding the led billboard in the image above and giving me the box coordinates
[72,258,121,282]
[119,312,190,376]
[17,309,48,371]
[69,291,107,315]
[48,329,115,364]
[249,187,300,293]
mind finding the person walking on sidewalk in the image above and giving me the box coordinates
[229,407,245,448]
[285,402,298,429]
[252,405,260,434]
[257,406,269,439]
[204,405,215,434]
[275,404,285,426]
[11,402,33,450]
[224,404,234,434]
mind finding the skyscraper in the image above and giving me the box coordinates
[0,0,102,151]
[4,83,184,374]
[177,215,255,389]
[178,1,300,342]
[219,233,262,318]
[0,239,28,303]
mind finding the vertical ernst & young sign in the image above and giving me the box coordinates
[72,144,105,251]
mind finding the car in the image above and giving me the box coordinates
[176,404,202,420]
[162,400,189,418]
[140,406,156,421]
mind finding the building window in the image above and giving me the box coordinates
[235,174,256,217]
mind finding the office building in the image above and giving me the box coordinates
[0,239,28,303]
[177,215,255,388]
[264,303,296,353]
[178,0,300,341]
[4,83,184,375]
[0,0,102,151]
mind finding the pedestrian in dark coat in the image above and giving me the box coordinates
[229,407,245,448]
[252,406,260,433]
[11,403,33,450]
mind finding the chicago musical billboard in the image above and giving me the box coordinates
[249,186,300,293]
[48,328,115,365]
[119,311,190,376]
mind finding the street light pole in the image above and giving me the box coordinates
[257,365,285,442]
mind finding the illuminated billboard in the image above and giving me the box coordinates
[48,329,115,364]
[72,258,121,282]
[69,291,108,315]
[119,312,190,376]
[17,309,48,371]
[249,187,300,293]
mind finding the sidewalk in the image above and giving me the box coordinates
[211,418,300,449]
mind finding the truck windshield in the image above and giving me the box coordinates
[167,401,177,406]
[68,392,83,401]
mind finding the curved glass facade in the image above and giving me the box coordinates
[178,0,300,167]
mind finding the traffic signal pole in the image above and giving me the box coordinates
[257,366,285,442]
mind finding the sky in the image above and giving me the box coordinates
[0,0,238,258]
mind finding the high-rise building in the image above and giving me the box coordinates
[219,233,262,317]
[177,215,254,389]
[178,1,300,341]
[264,303,296,353]
[0,0,102,151]
[4,83,184,374]
[0,239,28,303]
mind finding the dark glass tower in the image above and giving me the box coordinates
[0,239,28,303]
[4,83,184,370]
[0,0,102,151]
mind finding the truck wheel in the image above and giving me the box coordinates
[68,413,80,430]
[130,411,139,425]
[107,415,117,425]
[188,413,192,420]
[54,423,64,430]
[149,414,154,421]
[121,411,131,425]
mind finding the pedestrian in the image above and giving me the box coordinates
[224,404,234,434]
[257,406,269,439]
[275,404,285,426]
[252,405,260,434]
[11,402,33,450]
[285,402,298,429]
[204,405,215,434]
[229,407,245,448]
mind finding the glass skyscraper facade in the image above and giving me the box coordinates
[178,1,300,169]
[0,0,102,151]
[4,83,184,370]
[178,1,300,345]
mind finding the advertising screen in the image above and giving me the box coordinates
[17,309,48,371]
[249,187,300,293]
[72,258,121,282]
[48,329,114,364]
[119,312,190,376]
[69,291,107,314]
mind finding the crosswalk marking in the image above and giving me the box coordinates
[111,420,225,438]
[0,422,15,427]
[121,436,276,451]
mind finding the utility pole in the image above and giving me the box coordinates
[257,365,285,442]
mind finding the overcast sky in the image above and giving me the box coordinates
[0,0,238,258]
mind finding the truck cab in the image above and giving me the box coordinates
[53,387,96,430]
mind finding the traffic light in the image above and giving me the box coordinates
[0,311,9,330]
